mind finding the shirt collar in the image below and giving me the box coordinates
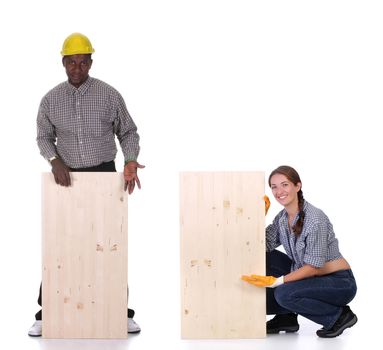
[65,76,93,96]
[281,200,307,225]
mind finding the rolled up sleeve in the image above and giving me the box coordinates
[266,218,281,252]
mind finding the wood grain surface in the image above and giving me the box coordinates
[42,172,128,338]
[180,172,266,339]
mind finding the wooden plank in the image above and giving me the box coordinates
[42,173,128,339]
[180,172,266,339]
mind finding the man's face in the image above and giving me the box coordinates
[62,54,92,88]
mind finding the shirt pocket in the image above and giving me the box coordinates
[295,238,306,265]
[85,107,114,138]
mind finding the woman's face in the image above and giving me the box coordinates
[270,173,301,208]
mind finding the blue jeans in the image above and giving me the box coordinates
[266,250,357,329]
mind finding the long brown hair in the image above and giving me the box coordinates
[268,165,305,236]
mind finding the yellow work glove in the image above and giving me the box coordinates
[264,195,270,215]
[241,274,284,288]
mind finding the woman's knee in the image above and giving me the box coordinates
[274,284,295,309]
[266,250,292,276]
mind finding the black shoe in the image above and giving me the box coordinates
[267,313,299,334]
[316,306,357,338]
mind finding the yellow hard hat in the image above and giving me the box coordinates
[61,33,95,56]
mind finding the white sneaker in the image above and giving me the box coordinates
[28,319,140,336]
[28,320,42,337]
[128,318,141,333]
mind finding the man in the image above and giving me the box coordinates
[28,33,143,336]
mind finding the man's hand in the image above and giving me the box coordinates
[264,195,270,215]
[124,161,145,194]
[51,158,71,186]
[241,274,284,288]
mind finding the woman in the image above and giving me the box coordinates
[242,165,357,338]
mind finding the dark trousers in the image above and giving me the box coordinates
[266,250,293,315]
[36,160,135,320]
[266,249,357,329]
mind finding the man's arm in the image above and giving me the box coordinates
[114,93,143,193]
[36,98,71,186]
[36,98,58,161]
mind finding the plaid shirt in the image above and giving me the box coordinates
[266,201,342,271]
[37,77,140,168]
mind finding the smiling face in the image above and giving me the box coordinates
[62,54,92,88]
[270,173,301,210]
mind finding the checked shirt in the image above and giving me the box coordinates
[266,201,343,271]
[37,77,140,169]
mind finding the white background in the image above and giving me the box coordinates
[0,1,382,349]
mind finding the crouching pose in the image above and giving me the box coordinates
[242,165,357,338]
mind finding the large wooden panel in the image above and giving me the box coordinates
[180,172,266,339]
[42,173,128,339]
